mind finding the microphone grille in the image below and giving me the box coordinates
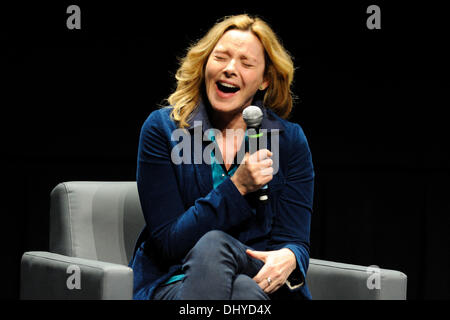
[242,105,263,127]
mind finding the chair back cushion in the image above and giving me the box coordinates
[49,182,145,265]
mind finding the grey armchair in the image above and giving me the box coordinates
[20,181,407,300]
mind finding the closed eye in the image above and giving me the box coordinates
[241,57,256,68]
[214,55,227,61]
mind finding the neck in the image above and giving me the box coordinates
[210,109,247,135]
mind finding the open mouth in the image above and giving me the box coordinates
[216,81,240,94]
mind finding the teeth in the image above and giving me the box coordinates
[220,82,238,88]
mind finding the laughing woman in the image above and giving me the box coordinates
[129,14,314,300]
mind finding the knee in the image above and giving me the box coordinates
[183,230,233,270]
[200,230,229,243]
[194,230,230,250]
[232,275,269,300]
[186,230,237,264]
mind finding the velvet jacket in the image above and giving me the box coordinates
[129,100,314,300]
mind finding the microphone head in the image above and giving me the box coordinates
[242,105,263,128]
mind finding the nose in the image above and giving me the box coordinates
[223,59,237,77]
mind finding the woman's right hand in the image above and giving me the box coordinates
[230,149,273,196]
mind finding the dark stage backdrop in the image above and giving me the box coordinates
[1,1,448,299]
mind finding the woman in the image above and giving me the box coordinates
[129,14,314,300]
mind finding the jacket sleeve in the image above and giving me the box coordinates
[136,110,256,262]
[267,123,314,289]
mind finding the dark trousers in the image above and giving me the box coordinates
[153,230,269,300]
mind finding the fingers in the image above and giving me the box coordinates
[246,249,268,262]
[252,267,284,294]
[265,277,283,294]
[246,150,273,179]
[248,250,282,294]
[259,166,274,177]
[232,149,273,195]
[247,149,272,164]
[248,249,294,294]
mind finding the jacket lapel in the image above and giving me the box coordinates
[187,102,214,196]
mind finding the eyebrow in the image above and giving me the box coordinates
[213,49,229,55]
[213,49,258,63]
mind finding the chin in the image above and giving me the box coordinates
[210,101,243,114]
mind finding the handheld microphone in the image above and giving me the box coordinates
[242,105,269,204]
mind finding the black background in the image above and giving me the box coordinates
[1,1,449,300]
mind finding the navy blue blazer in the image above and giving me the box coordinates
[129,100,314,299]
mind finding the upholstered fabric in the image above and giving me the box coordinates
[20,181,407,300]
[307,259,407,300]
[49,181,145,265]
[21,251,133,299]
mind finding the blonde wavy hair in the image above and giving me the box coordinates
[168,14,295,128]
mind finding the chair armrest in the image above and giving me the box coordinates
[20,251,133,300]
[307,258,407,300]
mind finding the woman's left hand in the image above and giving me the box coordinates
[246,248,297,294]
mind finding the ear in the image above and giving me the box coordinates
[259,79,269,90]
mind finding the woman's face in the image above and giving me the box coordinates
[204,29,269,117]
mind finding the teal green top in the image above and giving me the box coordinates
[209,130,241,188]
[163,130,247,285]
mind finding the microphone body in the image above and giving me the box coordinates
[242,106,269,204]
